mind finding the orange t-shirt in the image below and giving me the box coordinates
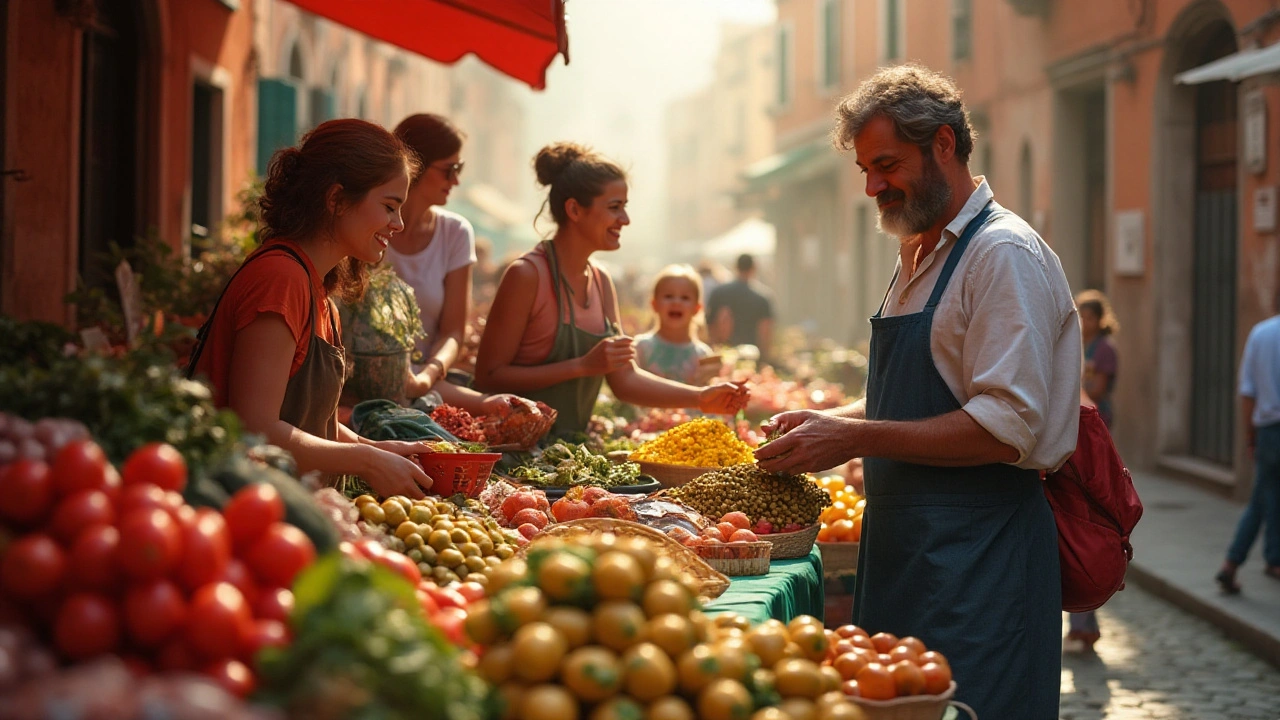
[194,240,340,408]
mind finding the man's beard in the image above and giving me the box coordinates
[875,154,952,237]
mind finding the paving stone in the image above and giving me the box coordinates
[1059,584,1280,719]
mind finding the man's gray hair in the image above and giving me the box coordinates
[832,64,976,162]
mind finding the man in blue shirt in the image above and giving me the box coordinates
[1217,310,1280,592]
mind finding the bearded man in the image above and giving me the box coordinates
[755,65,1081,718]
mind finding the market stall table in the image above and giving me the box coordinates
[702,546,824,625]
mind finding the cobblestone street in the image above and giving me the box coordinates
[1059,584,1280,720]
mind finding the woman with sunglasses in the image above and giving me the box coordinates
[387,114,529,417]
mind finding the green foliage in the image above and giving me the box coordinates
[0,316,76,367]
[0,350,241,476]
[255,554,497,720]
[339,264,426,355]
[509,442,641,488]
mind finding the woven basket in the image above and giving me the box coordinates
[527,518,731,600]
[818,540,860,577]
[847,683,976,720]
[763,524,821,560]
[694,541,772,576]
[634,461,717,489]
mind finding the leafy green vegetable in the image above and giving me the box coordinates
[510,442,641,488]
[255,554,497,720]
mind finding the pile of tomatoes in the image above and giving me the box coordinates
[824,625,953,701]
[815,477,864,544]
[0,439,316,698]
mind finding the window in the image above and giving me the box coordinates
[883,0,903,61]
[952,0,972,61]
[190,80,224,245]
[818,0,840,90]
[257,78,297,176]
[776,24,793,108]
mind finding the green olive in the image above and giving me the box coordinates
[428,530,454,552]
[359,503,387,525]
[439,548,465,568]
[450,528,471,544]
[459,542,482,558]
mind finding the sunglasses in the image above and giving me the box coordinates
[431,161,465,181]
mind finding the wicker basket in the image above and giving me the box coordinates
[693,541,772,576]
[763,524,821,560]
[847,683,976,720]
[528,518,731,600]
[634,461,717,489]
[818,540,860,578]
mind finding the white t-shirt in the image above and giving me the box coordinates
[385,208,477,359]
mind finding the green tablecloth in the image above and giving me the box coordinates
[702,546,824,625]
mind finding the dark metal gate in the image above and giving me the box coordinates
[1189,72,1238,466]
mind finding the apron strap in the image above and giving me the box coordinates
[924,202,1002,310]
[543,240,585,356]
[185,243,319,379]
[873,265,902,319]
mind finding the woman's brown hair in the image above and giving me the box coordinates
[1075,289,1120,336]
[394,113,464,173]
[533,142,627,229]
[258,118,419,303]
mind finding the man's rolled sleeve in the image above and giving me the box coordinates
[959,239,1061,468]
[963,393,1036,464]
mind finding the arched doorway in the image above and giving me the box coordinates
[1189,25,1239,465]
[79,0,142,286]
[1153,2,1240,471]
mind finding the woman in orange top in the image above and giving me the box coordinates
[474,143,748,435]
[189,119,432,498]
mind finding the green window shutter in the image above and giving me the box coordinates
[257,77,298,176]
[309,87,337,128]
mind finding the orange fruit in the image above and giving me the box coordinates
[841,679,860,697]
[832,652,869,681]
[834,625,864,639]
[920,662,952,695]
[889,660,926,696]
[896,636,927,655]
[869,632,899,654]
[854,663,896,700]
[887,645,919,665]
[918,650,949,668]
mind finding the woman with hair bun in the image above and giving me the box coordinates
[188,119,434,498]
[474,142,749,435]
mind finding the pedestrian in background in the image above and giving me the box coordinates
[1216,306,1280,593]
[706,253,775,362]
[1065,289,1120,652]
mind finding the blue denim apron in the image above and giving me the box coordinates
[854,204,1061,719]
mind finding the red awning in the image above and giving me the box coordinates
[286,0,568,90]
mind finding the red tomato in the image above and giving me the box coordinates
[54,593,120,660]
[1,533,65,599]
[244,523,315,589]
[67,524,120,592]
[455,581,486,605]
[157,638,198,672]
[242,618,289,661]
[353,538,387,559]
[0,459,54,526]
[254,587,294,624]
[222,484,284,550]
[185,582,254,660]
[124,579,187,648]
[49,489,115,544]
[121,443,187,492]
[117,508,183,581]
[51,440,115,498]
[203,658,256,698]
[375,550,420,586]
[177,508,231,592]
[115,483,169,516]
[425,584,467,610]
[337,541,362,561]
[219,558,260,607]
[433,606,468,646]
[416,586,440,616]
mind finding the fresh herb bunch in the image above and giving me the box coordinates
[339,264,426,355]
[255,554,497,720]
[510,442,641,488]
[0,350,241,476]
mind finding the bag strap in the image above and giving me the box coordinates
[184,243,317,379]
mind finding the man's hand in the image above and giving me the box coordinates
[755,410,858,475]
